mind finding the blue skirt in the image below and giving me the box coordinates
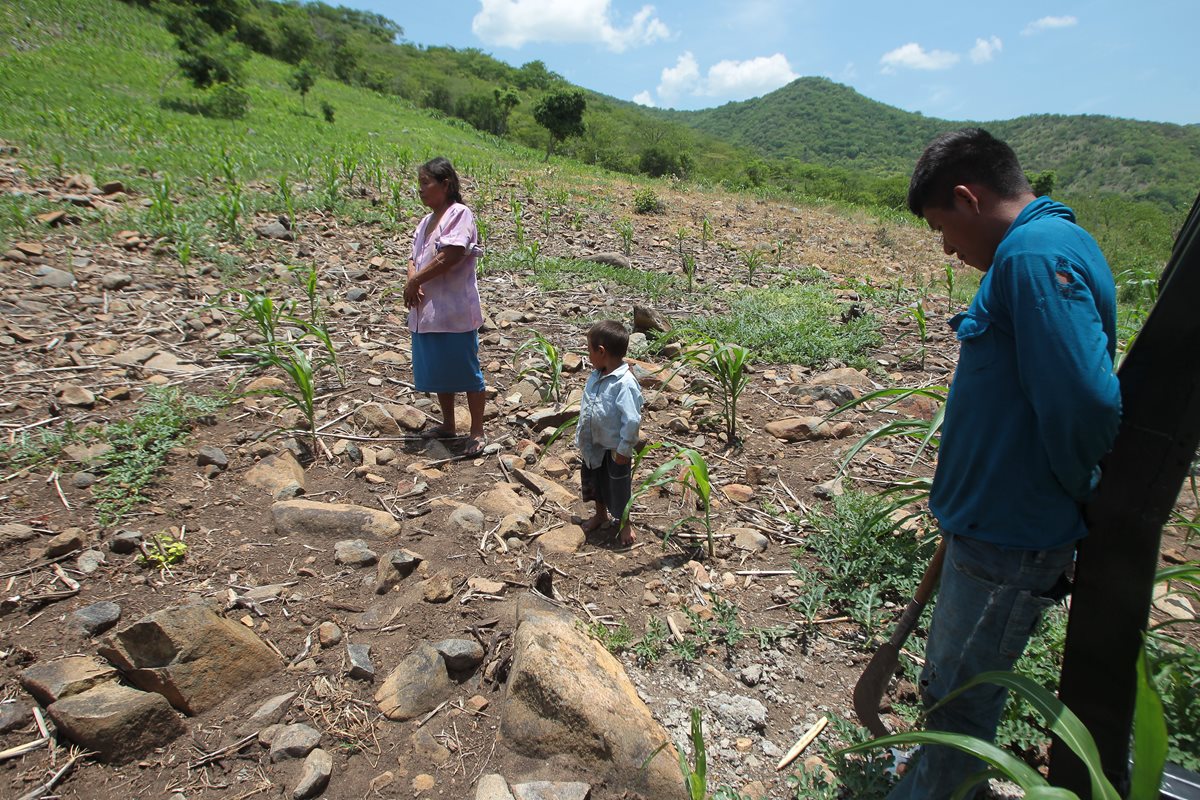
[412,331,485,394]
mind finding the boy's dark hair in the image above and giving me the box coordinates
[907,128,1032,217]
[588,320,630,359]
[419,156,464,205]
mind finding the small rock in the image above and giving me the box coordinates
[739,664,764,687]
[101,272,133,290]
[374,548,424,594]
[582,252,630,269]
[467,576,505,595]
[101,180,125,195]
[47,682,185,763]
[255,221,295,241]
[248,452,307,500]
[511,781,592,800]
[413,774,436,792]
[374,642,452,721]
[58,384,96,407]
[76,549,107,574]
[432,639,485,672]
[32,266,76,288]
[421,571,455,603]
[346,287,369,302]
[729,528,769,553]
[721,483,755,503]
[476,774,516,800]
[449,504,485,533]
[270,723,322,763]
[241,693,297,733]
[813,477,844,500]
[196,445,228,469]
[40,530,84,559]
[538,524,585,554]
[334,539,378,568]
[318,622,343,647]
[108,530,143,554]
[0,701,31,734]
[347,643,374,680]
[71,601,121,637]
[292,748,332,800]
[708,693,768,733]
[71,472,98,489]
[412,727,452,765]
[273,498,401,539]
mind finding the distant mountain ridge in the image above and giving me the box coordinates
[663,77,1200,210]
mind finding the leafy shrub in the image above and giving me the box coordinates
[320,100,336,123]
[205,82,249,119]
[633,186,662,214]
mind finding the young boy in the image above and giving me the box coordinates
[576,320,644,546]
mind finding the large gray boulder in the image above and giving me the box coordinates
[47,682,185,763]
[501,608,684,797]
[273,499,401,539]
[97,604,280,715]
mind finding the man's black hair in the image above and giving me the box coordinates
[588,320,630,359]
[907,128,1032,217]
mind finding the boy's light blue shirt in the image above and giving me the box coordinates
[575,362,644,468]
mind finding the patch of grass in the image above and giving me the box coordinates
[691,284,880,367]
[585,621,634,654]
[0,424,89,472]
[515,254,679,301]
[92,386,225,526]
[796,490,937,623]
[632,618,669,666]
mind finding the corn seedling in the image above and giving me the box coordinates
[509,196,525,246]
[147,175,175,236]
[615,218,634,257]
[520,240,541,267]
[841,648,1168,800]
[670,332,752,445]
[645,709,708,800]
[741,246,765,286]
[901,301,929,369]
[829,386,947,479]
[944,262,956,312]
[570,210,584,231]
[681,252,697,292]
[278,173,296,234]
[514,332,563,402]
[320,155,341,212]
[700,215,713,250]
[522,174,536,196]
[624,443,715,556]
[676,226,689,255]
[541,207,552,231]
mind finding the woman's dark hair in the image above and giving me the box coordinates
[907,128,1031,217]
[419,156,463,205]
[588,320,630,359]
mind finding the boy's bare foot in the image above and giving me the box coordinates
[580,515,608,533]
[617,525,637,547]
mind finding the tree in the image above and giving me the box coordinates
[493,87,520,135]
[533,89,586,161]
[288,60,317,112]
[163,2,248,89]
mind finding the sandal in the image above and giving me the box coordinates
[462,436,487,458]
[420,426,459,440]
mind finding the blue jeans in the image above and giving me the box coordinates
[886,534,1075,800]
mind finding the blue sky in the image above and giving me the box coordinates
[351,1,1197,125]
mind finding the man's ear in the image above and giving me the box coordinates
[952,184,982,214]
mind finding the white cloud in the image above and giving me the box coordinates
[655,51,797,104]
[705,53,799,97]
[970,36,1002,64]
[657,51,701,102]
[1022,15,1078,35]
[880,42,960,73]
[632,90,656,107]
[472,0,669,52]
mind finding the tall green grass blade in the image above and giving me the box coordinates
[1130,646,1168,800]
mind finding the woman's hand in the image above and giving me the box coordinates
[403,278,423,308]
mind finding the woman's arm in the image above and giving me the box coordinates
[403,245,466,307]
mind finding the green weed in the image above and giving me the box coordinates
[632,186,661,214]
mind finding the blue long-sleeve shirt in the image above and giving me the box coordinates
[575,362,643,469]
[930,197,1122,550]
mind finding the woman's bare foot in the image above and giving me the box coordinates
[581,514,608,533]
[617,524,637,546]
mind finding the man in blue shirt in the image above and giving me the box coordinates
[887,129,1122,799]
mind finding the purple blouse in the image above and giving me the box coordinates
[408,203,483,333]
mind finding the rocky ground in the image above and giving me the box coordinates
[0,160,1196,800]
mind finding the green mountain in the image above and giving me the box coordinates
[665,77,1200,211]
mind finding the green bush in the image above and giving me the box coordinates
[204,82,250,119]
[633,186,662,214]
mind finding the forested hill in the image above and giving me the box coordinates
[663,77,1200,211]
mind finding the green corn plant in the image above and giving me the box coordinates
[520,240,541,267]
[292,263,322,324]
[903,301,929,369]
[176,236,193,299]
[510,196,525,246]
[148,175,175,236]
[615,218,634,256]
[238,342,319,445]
[829,386,948,477]
[340,151,360,194]
[841,646,1168,800]
[643,708,708,800]
[944,262,956,312]
[681,252,697,292]
[676,226,689,255]
[514,332,563,402]
[278,173,296,234]
[670,333,752,445]
[541,207,552,231]
[320,155,341,212]
[741,246,765,286]
[623,443,715,556]
[571,210,584,231]
[522,174,536,196]
[219,289,291,351]
[700,215,713,250]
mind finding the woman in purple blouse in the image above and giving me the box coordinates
[403,157,486,456]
